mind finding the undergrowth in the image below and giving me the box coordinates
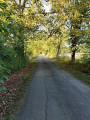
[52,55,90,85]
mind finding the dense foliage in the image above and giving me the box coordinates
[0,0,90,91]
[0,0,29,91]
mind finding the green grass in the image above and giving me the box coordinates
[64,53,84,59]
[51,56,90,85]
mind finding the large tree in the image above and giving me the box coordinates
[49,0,89,60]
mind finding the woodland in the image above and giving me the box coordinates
[0,0,90,89]
[0,0,90,118]
[0,0,90,87]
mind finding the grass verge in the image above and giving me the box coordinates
[0,56,38,120]
[51,57,90,85]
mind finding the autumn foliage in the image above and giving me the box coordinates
[0,63,34,119]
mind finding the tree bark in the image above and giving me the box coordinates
[71,49,76,61]
[56,45,60,57]
[71,36,77,61]
[19,0,21,8]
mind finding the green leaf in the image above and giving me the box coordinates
[3,75,8,81]
[7,28,10,33]
[0,76,3,80]
[0,86,6,92]
[0,65,3,71]
[0,79,4,84]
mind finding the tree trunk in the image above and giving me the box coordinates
[71,36,77,61]
[71,49,76,61]
[56,45,60,57]
[19,0,21,8]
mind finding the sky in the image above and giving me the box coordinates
[16,0,51,13]
[43,4,51,13]
[42,0,51,13]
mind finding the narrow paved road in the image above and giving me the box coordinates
[17,55,90,120]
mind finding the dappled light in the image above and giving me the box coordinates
[0,0,90,119]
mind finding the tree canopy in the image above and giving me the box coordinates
[0,0,90,91]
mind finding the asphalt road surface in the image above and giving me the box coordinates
[17,55,90,120]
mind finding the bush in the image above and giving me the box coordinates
[81,54,90,74]
[0,64,9,91]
